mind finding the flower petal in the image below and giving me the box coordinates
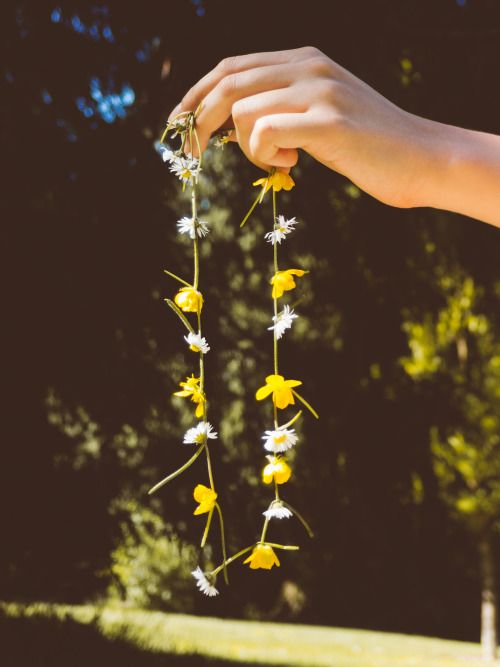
[256,385,274,401]
[265,374,283,384]
[274,390,294,409]
[284,380,302,388]
[193,484,208,502]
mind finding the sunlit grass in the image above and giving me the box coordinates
[0,601,494,666]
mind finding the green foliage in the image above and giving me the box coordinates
[402,268,500,533]
[107,498,197,612]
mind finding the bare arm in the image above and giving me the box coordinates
[169,46,500,228]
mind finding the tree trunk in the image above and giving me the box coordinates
[479,537,497,662]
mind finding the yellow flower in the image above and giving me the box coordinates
[255,374,302,409]
[270,269,307,299]
[173,374,205,418]
[253,171,295,194]
[243,544,280,570]
[193,484,217,515]
[174,286,203,313]
[262,456,292,485]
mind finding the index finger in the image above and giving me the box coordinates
[169,48,308,120]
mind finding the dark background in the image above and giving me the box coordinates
[2,0,500,644]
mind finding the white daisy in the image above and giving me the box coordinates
[268,305,298,340]
[263,500,293,520]
[158,145,175,163]
[264,215,298,245]
[262,427,298,453]
[169,155,200,183]
[191,567,219,597]
[184,331,210,354]
[177,216,210,240]
[183,421,218,445]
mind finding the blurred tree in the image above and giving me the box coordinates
[402,269,500,660]
[107,497,197,611]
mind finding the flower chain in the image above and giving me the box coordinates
[151,112,318,596]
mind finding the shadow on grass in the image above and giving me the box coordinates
[0,614,256,667]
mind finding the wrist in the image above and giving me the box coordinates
[409,115,500,226]
[405,114,459,210]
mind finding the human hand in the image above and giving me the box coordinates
[169,46,434,208]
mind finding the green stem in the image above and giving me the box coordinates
[164,299,195,334]
[288,296,305,311]
[148,444,205,495]
[292,389,320,419]
[240,190,263,228]
[193,127,203,170]
[272,187,279,431]
[264,543,300,551]
[281,500,315,538]
[197,310,205,395]
[215,502,229,585]
[205,444,215,490]
[273,404,278,431]
[160,125,170,144]
[163,269,191,287]
[274,480,280,501]
[200,505,214,548]
[259,516,270,544]
[211,544,256,577]
[259,173,272,204]
[192,189,199,290]
[279,410,303,430]
[161,111,191,143]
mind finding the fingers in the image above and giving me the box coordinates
[248,113,312,167]
[189,63,296,153]
[231,89,307,169]
[170,48,312,121]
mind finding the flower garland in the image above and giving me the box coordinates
[240,171,318,574]
[151,110,318,597]
[149,107,228,585]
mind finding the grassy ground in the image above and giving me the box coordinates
[0,601,494,667]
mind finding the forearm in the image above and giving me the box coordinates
[414,116,500,228]
[170,47,500,228]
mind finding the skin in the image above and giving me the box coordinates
[169,46,500,228]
